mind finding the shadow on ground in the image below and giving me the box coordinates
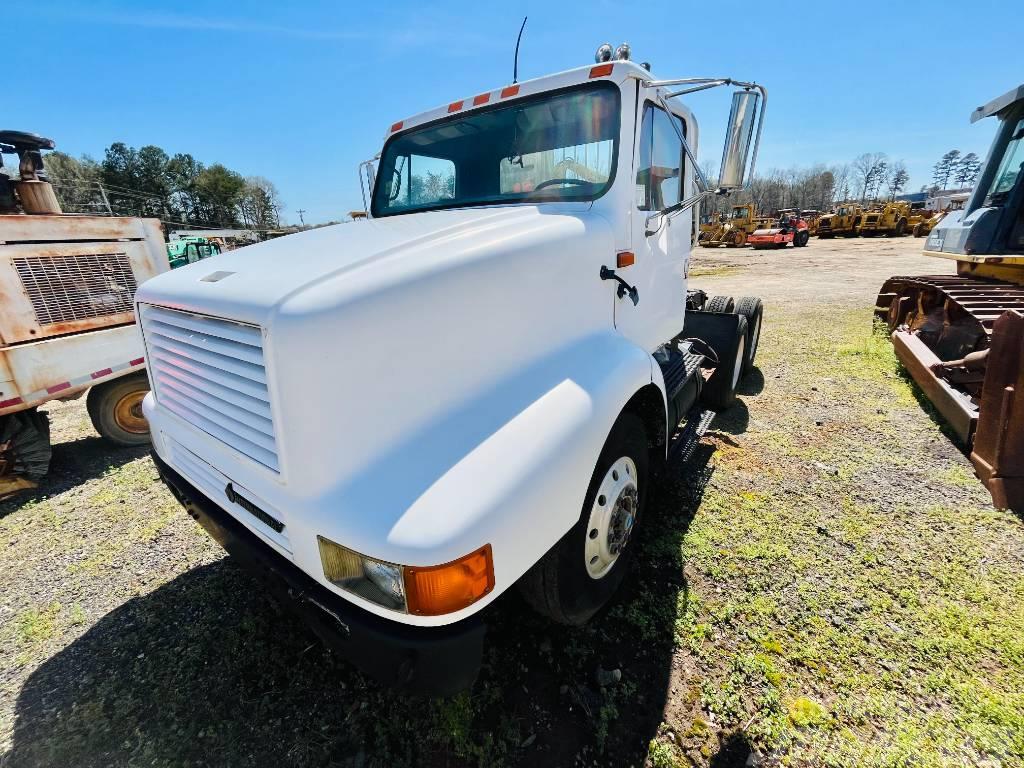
[6,437,718,768]
[0,436,148,519]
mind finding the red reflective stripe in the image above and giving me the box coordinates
[500,85,519,98]
[390,121,403,133]
[130,357,145,366]
[91,368,113,380]
[0,396,24,409]
[448,100,464,113]
[472,93,490,106]
[47,382,71,394]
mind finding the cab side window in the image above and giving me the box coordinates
[635,104,685,211]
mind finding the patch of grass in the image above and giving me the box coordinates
[17,601,61,645]
[787,697,827,728]
[648,737,682,768]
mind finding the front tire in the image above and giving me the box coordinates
[87,372,152,447]
[518,412,649,626]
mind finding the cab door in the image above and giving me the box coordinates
[614,99,689,351]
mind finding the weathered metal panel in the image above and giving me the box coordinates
[0,240,158,345]
[891,330,978,444]
[971,310,1024,512]
[0,214,160,244]
[0,323,145,414]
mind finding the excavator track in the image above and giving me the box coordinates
[876,274,1024,360]
[876,274,1024,513]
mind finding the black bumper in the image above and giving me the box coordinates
[152,450,485,696]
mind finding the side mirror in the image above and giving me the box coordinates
[718,90,760,190]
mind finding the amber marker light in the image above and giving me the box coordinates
[589,63,614,78]
[404,544,495,616]
[616,251,635,268]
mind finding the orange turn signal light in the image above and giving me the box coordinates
[404,544,495,616]
[616,251,635,268]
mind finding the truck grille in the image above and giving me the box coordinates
[140,305,279,472]
[14,253,137,326]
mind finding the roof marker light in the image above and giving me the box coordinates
[390,121,403,133]
[448,100,464,113]
[473,93,490,106]
[589,63,614,78]
[500,85,520,99]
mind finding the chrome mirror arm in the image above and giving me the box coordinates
[639,76,768,190]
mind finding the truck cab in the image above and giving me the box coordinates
[139,54,766,693]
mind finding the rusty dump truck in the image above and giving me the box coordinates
[0,131,166,497]
[876,84,1024,513]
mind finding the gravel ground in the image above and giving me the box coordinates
[2,236,1023,768]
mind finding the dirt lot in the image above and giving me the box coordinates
[3,236,1023,768]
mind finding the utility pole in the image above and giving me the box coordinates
[297,209,306,228]
[97,182,113,215]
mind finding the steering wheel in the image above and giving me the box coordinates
[533,178,590,191]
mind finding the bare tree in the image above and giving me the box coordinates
[852,152,888,202]
[887,161,909,200]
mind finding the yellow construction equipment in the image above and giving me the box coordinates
[816,203,862,238]
[913,193,968,237]
[698,212,725,243]
[858,201,912,237]
[800,209,822,236]
[876,82,1024,513]
[701,203,761,247]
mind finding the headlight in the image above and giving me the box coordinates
[317,536,406,611]
[317,536,495,616]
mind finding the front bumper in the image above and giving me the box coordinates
[152,450,485,696]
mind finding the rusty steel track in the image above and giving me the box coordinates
[877,274,1024,339]
[877,274,1024,513]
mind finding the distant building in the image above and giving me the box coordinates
[926,188,973,211]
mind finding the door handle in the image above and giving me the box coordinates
[600,266,639,306]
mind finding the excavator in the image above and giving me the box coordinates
[875,83,1024,513]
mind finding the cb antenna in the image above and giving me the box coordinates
[513,16,527,84]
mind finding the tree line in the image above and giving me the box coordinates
[703,145,985,217]
[931,149,981,191]
[43,143,283,230]
[702,152,913,217]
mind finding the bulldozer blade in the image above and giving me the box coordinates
[891,330,978,445]
[970,310,1024,513]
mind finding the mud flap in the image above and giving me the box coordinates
[971,310,1024,513]
[0,409,51,480]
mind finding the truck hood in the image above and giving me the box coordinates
[136,205,591,323]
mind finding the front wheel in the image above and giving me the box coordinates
[87,372,152,447]
[518,412,649,626]
[794,230,810,247]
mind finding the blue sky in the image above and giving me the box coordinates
[14,0,1019,224]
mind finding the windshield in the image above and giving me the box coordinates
[984,117,1024,207]
[371,83,620,217]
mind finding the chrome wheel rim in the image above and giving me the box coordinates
[585,456,639,579]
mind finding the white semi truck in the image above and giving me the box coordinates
[139,49,766,694]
